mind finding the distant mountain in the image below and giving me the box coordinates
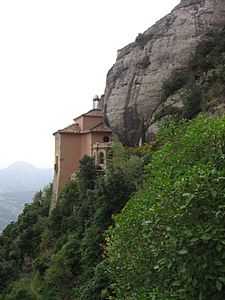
[0,161,53,193]
[0,161,53,231]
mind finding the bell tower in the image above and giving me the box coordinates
[93,95,100,110]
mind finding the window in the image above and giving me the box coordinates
[103,136,110,142]
[99,152,105,164]
[93,150,97,164]
[107,150,113,160]
[54,156,58,172]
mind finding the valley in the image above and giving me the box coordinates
[0,191,36,232]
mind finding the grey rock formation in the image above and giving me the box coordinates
[104,0,225,145]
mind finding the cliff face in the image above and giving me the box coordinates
[104,0,225,145]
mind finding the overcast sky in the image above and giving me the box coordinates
[0,0,180,169]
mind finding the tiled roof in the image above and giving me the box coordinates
[85,109,103,117]
[89,122,111,132]
[74,109,103,121]
[57,123,81,134]
[53,110,110,135]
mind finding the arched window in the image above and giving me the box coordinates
[107,150,113,160]
[99,152,105,164]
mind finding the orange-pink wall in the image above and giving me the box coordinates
[81,133,92,157]
[57,131,111,191]
[82,116,103,131]
[91,132,111,145]
[58,134,81,189]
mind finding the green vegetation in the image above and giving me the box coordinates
[162,70,190,100]
[0,140,143,299]
[1,116,225,299]
[135,33,154,46]
[136,56,151,69]
[106,116,225,299]
[161,26,225,120]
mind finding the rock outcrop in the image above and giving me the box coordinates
[103,0,225,145]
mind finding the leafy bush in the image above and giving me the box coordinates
[135,33,154,46]
[162,70,190,99]
[136,56,150,68]
[155,105,183,121]
[182,80,203,118]
[106,116,225,299]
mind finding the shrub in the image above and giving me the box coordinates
[182,81,203,118]
[106,116,225,299]
[135,33,154,45]
[162,70,190,99]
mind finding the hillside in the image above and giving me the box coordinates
[0,116,224,299]
[107,116,225,299]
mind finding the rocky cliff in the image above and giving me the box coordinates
[104,0,225,145]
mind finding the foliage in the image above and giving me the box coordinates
[162,70,190,99]
[160,26,225,121]
[140,118,147,144]
[4,284,34,300]
[155,105,183,120]
[182,79,203,118]
[106,116,225,299]
[136,56,150,69]
[135,33,154,46]
[0,184,52,296]
[0,136,142,299]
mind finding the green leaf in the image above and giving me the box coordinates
[211,190,217,197]
[216,280,223,291]
[178,249,188,255]
[218,277,225,284]
[214,260,223,266]
[153,265,160,270]
[184,230,192,237]
[216,243,222,251]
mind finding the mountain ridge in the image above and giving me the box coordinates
[0,161,53,193]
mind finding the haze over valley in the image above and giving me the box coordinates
[0,161,53,231]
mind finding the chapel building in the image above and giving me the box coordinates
[51,98,112,208]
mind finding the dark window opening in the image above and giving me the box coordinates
[107,150,113,160]
[99,152,105,164]
[103,136,110,142]
[54,156,58,172]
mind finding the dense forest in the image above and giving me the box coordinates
[1,28,225,299]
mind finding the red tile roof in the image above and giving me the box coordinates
[89,122,111,132]
[85,109,104,117]
[53,110,111,135]
[56,123,81,134]
[73,109,103,121]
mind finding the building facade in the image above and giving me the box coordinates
[51,108,111,209]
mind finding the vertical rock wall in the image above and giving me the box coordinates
[104,0,225,145]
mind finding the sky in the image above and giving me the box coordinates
[0,0,180,169]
